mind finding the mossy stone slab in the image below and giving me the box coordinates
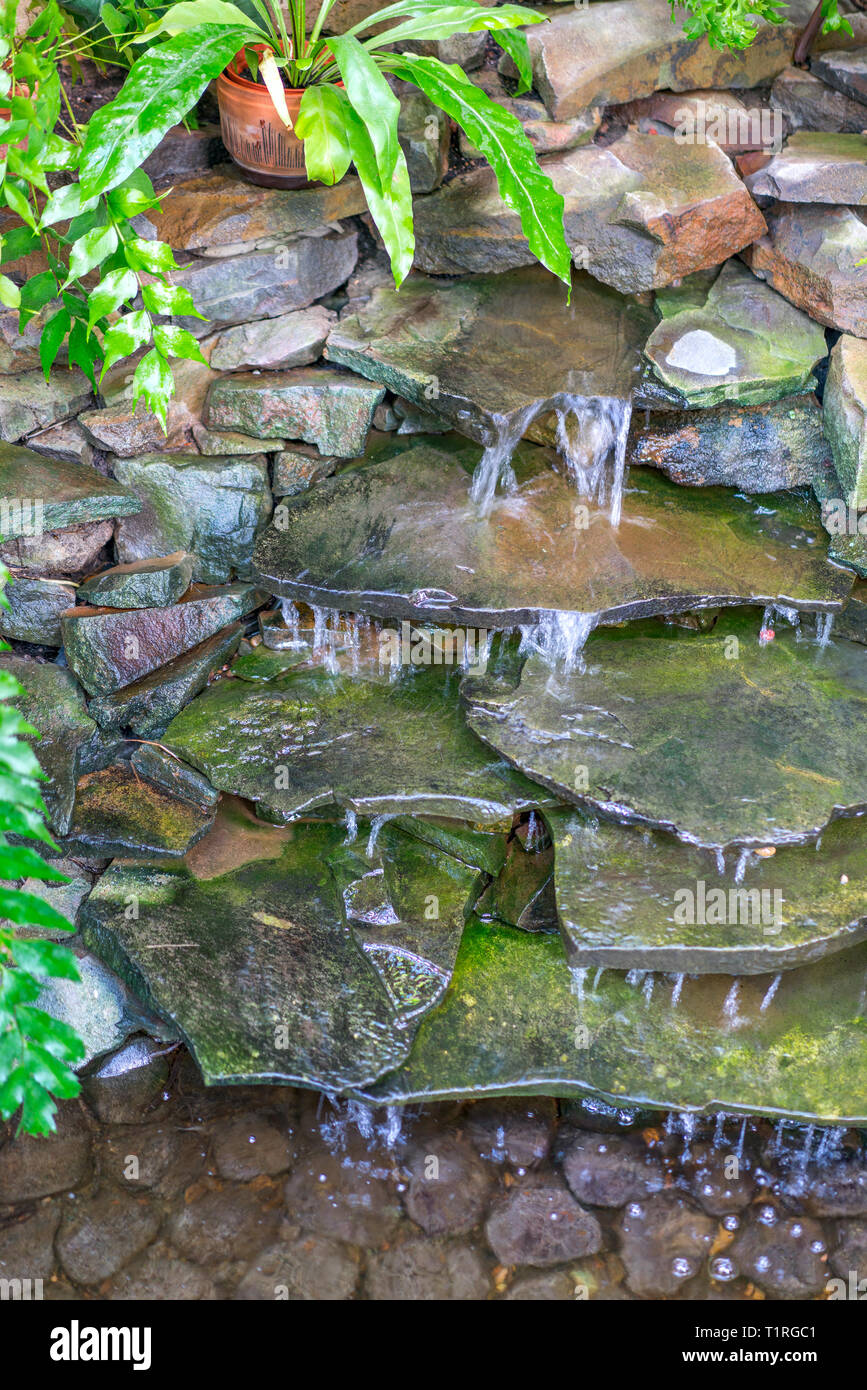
[253,437,852,626]
[476,839,557,933]
[464,612,867,850]
[548,807,867,974]
[388,815,508,877]
[129,745,219,812]
[163,661,552,826]
[204,369,385,457]
[68,764,215,859]
[0,655,99,835]
[77,552,195,610]
[0,444,139,537]
[356,916,867,1123]
[80,800,480,1090]
[0,577,76,645]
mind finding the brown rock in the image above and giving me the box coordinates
[743,202,867,336]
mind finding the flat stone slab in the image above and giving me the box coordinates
[163,656,552,827]
[0,372,93,442]
[326,269,653,444]
[548,807,867,974]
[512,0,813,121]
[463,612,867,851]
[38,948,175,1072]
[209,306,335,372]
[812,48,867,107]
[411,133,766,293]
[0,444,139,537]
[770,65,867,135]
[205,369,385,458]
[81,800,480,1090]
[62,583,264,695]
[68,764,215,859]
[743,203,867,338]
[357,915,867,1122]
[77,552,195,610]
[629,394,830,492]
[746,133,867,204]
[644,261,826,407]
[252,437,853,628]
[824,334,867,509]
[0,577,76,645]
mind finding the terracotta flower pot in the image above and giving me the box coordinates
[216,51,308,189]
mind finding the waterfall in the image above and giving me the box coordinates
[760,972,782,1012]
[518,610,598,674]
[469,392,633,522]
[343,808,358,845]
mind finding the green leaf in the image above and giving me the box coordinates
[39,307,71,381]
[67,319,101,387]
[0,887,73,934]
[123,236,179,275]
[386,53,571,291]
[18,271,58,325]
[328,33,401,193]
[297,85,352,186]
[107,168,160,218]
[39,181,99,229]
[64,223,119,288]
[131,347,174,433]
[138,0,266,41]
[2,179,37,231]
[141,280,204,317]
[80,25,259,200]
[153,324,208,362]
[87,267,139,331]
[370,4,542,48]
[99,309,152,378]
[0,273,19,309]
[40,134,80,173]
[0,226,39,265]
[491,27,533,94]
[10,937,81,979]
[341,95,414,288]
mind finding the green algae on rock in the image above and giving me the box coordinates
[62,584,263,695]
[643,261,827,408]
[129,744,219,813]
[80,801,481,1090]
[163,660,551,826]
[204,369,385,457]
[476,838,556,933]
[0,443,139,536]
[87,623,244,738]
[547,807,867,974]
[823,334,867,510]
[357,916,867,1122]
[463,612,867,851]
[68,764,215,859]
[252,438,852,627]
[388,815,509,878]
[77,553,195,611]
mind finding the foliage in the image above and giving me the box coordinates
[0,567,84,1137]
[673,0,853,50]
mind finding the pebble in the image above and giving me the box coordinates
[485,1181,603,1268]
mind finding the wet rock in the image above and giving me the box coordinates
[62,583,262,695]
[561,1131,664,1208]
[0,520,114,579]
[272,445,338,496]
[365,1237,489,1299]
[743,202,867,337]
[17,855,92,935]
[614,89,780,154]
[212,1113,294,1181]
[129,745,219,812]
[163,659,548,825]
[0,370,93,441]
[388,816,507,878]
[205,369,385,457]
[401,1136,492,1235]
[770,65,867,134]
[326,269,652,444]
[0,1203,60,1284]
[69,763,215,858]
[0,655,98,835]
[747,132,867,204]
[77,553,195,610]
[0,443,138,535]
[235,1234,360,1300]
[397,83,450,193]
[730,1213,827,1298]
[644,260,826,407]
[687,1142,756,1215]
[813,459,867,577]
[548,808,867,974]
[113,453,272,585]
[407,28,487,70]
[169,1184,281,1265]
[0,1103,91,1202]
[824,334,867,508]
[464,1098,556,1169]
[358,916,867,1123]
[812,48,867,106]
[192,423,286,454]
[253,437,851,629]
[476,839,555,932]
[0,577,76,645]
[797,1162,867,1217]
[80,804,477,1089]
[463,69,600,159]
[81,1037,171,1125]
[109,1246,218,1299]
[412,132,766,292]
[56,1187,161,1285]
[284,1145,404,1246]
[466,611,867,852]
[502,0,807,121]
[142,121,225,186]
[100,1125,207,1197]
[37,948,172,1071]
[143,166,367,254]
[485,1181,602,1268]
[209,306,335,372]
[630,394,830,491]
[620,1191,715,1297]
[504,1270,576,1300]
[25,419,95,467]
[171,233,358,333]
[830,1220,867,1281]
[87,623,243,739]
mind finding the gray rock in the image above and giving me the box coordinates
[169,1185,281,1265]
[484,1182,602,1267]
[284,1143,404,1247]
[81,1038,171,1125]
[100,1125,207,1198]
[619,1192,715,1297]
[812,47,867,106]
[365,1237,490,1300]
[463,70,600,159]
[209,306,336,372]
[77,553,195,610]
[464,1098,556,1169]
[0,521,113,578]
[0,1203,60,1284]
[0,577,76,645]
[109,1246,218,1300]
[561,1131,665,1208]
[272,445,338,496]
[205,369,385,457]
[211,1113,294,1181]
[0,655,98,836]
[830,1220,867,1281]
[129,744,219,811]
[68,763,216,858]
[56,1188,162,1285]
[396,82,450,194]
[743,202,867,337]
[747,132,867,203]
[0,370,93,441]
[0,1102,91,1203]
[505,1270,576,1300]
[28,419,96,466]
[824,333,867,507]
[687,1142,756,1215]
[401,1136,492,1235]
[235,1234,360,1300]
[38,949,172,1071]
[730,1213,828,1298]
[192,423,287,454]
[0,442,139,536]
[770,65,867,134]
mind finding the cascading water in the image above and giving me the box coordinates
[469,392,633,523]
[518,610,598,675]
